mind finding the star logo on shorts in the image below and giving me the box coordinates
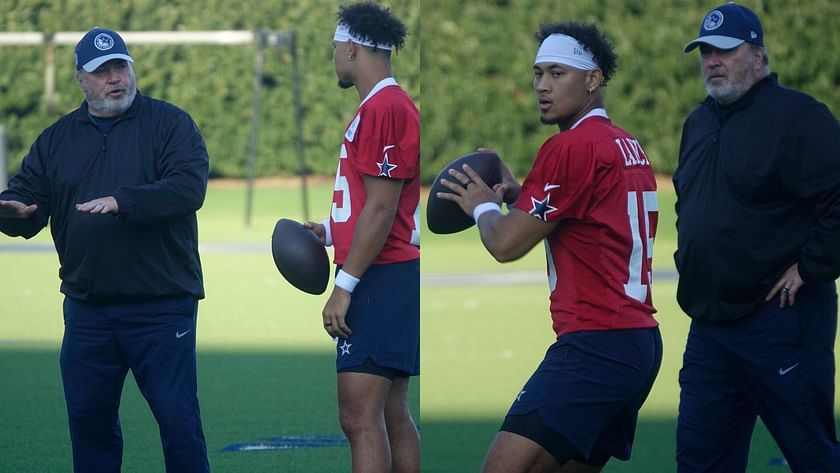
[529,195,557,221]
[339,340,352,356]
[377,145,398,177]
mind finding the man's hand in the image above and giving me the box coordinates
[0,200,38,219]
[76,196,119,215]
[303,221,328,246]
[477,148,521,204]
[494,160,521,204]
[322,287,352,339]
[436,163,504,217]
[766,262,804,308]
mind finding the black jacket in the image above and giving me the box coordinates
[0,92,208,303]
[674,74,840,321]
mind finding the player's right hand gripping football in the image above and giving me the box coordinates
[495,161,521,204]
[0,200,38,219]
[477,148,521,204]
[322,288,352,339]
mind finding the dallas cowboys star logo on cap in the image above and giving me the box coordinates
[703,10,724,31]
[94,33,115,50]
[378,145,398,177]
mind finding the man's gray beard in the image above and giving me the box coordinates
[85,87,137,115]
[705,79,750,106]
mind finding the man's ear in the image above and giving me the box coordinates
[347,41,359,61]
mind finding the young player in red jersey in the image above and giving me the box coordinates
[439,21,661,473]
[305,3,420,473]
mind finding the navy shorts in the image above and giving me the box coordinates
[503,327,662,463]
[677,281,840,472]
[335,259,419,377]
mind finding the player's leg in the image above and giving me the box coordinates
[482,426,606,473]
[335,260,419,472]
[338,371,393,473]
[582,327,663,470]
[122,297,209,473]
[677,320,756,472]
[384,375,420,473]
[486,329,660,473]
[60,297,129,473]
[743,282,840,471]
[482,430,563,473]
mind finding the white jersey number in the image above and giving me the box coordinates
[331,158,352,223]
[624,191,658,302]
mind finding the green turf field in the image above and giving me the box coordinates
[1,181,838,472]
[0,182,418,472]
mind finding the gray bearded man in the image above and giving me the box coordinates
[0,27,211,473]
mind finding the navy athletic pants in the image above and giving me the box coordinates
[60,296,209,473]
[677,281,840,472]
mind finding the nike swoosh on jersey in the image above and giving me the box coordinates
[543,183,561,192]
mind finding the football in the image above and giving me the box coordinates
[426,151,502,234]
[271,218,330,295]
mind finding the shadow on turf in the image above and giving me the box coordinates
[421,417,804,473]
[0,346,419,473]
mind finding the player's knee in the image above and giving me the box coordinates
[339,406,383,437]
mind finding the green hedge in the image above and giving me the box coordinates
[422,0,840,179]
[2,1,838,181]
[0,0,418,178]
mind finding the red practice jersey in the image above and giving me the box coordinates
[330,78,421,264]
[513,111,659,337]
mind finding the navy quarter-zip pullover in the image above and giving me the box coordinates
[674,74,840,321]
[0,92,208,303]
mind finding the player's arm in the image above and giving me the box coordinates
[437,164,558,262]
[322,175,403,338]
[342,175,403,276]
[476,209,557,262]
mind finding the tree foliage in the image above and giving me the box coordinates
[422,0,840,179]
[2,1,838,181]
[0,0,418,177]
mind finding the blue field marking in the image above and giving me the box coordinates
[222,435,348,452]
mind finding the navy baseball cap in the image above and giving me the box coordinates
[74,27,133,72]
[684,3,764,52]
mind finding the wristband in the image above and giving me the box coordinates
[322,218,333,247]
[472,202,502,223]
[334,269,360,293]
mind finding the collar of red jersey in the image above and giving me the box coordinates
[570,108,608,130]
[359,77,399,108]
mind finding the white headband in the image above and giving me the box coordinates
[334,23,392,51]
[534,34,598,70]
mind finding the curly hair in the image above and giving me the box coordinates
[535,21,618,85]
[338,2,407,52]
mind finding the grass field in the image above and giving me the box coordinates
[0,182,415,472]
[1,180,838,472]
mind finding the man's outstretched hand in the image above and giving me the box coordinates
[0,200,38,219]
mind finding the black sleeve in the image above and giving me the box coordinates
[0,137,51,239]
[781,104,840,283]
[113,110,209,224]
